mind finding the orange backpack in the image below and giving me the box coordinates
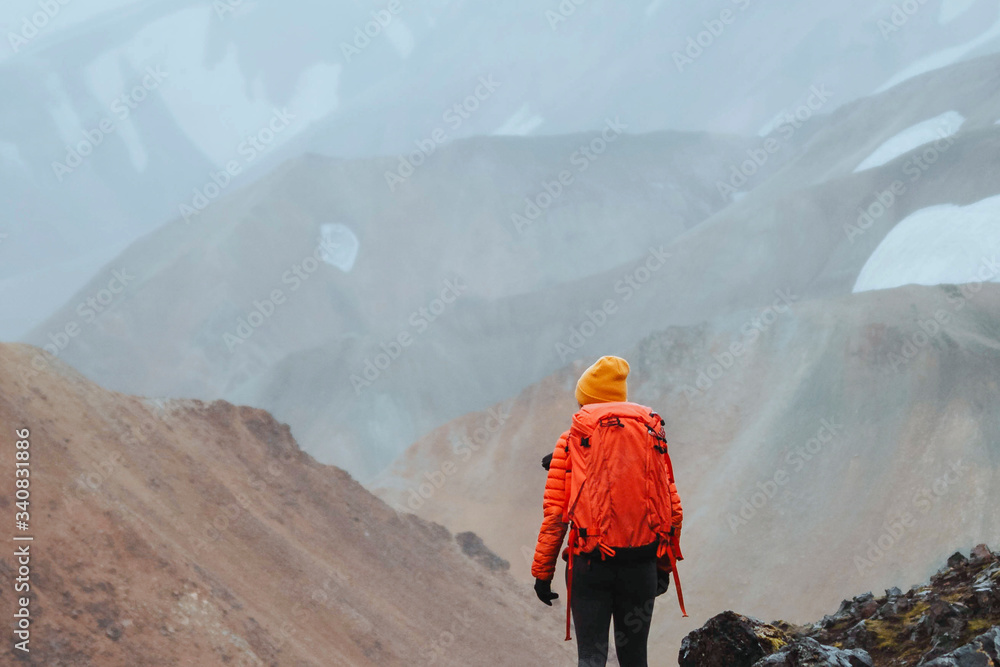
[562,401,686,639]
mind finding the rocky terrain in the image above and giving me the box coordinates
[0,342,572,665]
[680,544,1000,666]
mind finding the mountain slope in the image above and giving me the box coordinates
[0,342,571,665]
[375,283,1000,656]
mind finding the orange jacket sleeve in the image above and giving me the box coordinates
[531,432,570,581]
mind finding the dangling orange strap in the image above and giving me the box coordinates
[664,543,688,617]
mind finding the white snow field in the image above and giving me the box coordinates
[854,111,965,172]
[875,10,1000,92]
[319,224,360,273]
[72,5,340,168]
[854,193,1000,293]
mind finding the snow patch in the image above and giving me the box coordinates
[493,105,545,136]
[45,72,85,148]
[84,51,149,172]
[101,6,338,166]
[854,111,965,172]
[319,224,360,273]
[939,0,977,24]
[853,193,1000,293]
[0,0,136,64]
[289,62,342,124]
[875,12,1000,92]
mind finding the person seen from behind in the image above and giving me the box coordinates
[531,355,685,667]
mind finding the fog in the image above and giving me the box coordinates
[3,1,1000,663]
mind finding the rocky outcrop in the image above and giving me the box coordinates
[755,638,872,667]
[678,611,789,667]
[798,546,1000,664]
[923,626,1000,666]
[683,546,1000,667]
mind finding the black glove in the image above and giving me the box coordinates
[534,578,559,606]
[656,569,671,597]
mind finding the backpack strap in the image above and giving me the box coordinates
[658,533,688,617]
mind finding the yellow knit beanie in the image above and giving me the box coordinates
[575,356,630,405]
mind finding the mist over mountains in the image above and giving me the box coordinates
[23,48,1000,480]
[5,2,1000,663]
[4,0,1000,337]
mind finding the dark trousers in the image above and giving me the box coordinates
[569,550,658,667]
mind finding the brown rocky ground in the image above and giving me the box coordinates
[0,342,572,665]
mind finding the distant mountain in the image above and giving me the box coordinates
[24,51,1000,481]
[25,128,760,478]
[4,0,1000,337]
[375,283,1000,656]
[0,342,572,666]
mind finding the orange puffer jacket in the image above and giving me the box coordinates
[530,429,683,581]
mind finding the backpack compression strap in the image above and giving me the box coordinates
[659,538,688,617]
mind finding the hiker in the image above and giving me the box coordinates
[531,355,685,667]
